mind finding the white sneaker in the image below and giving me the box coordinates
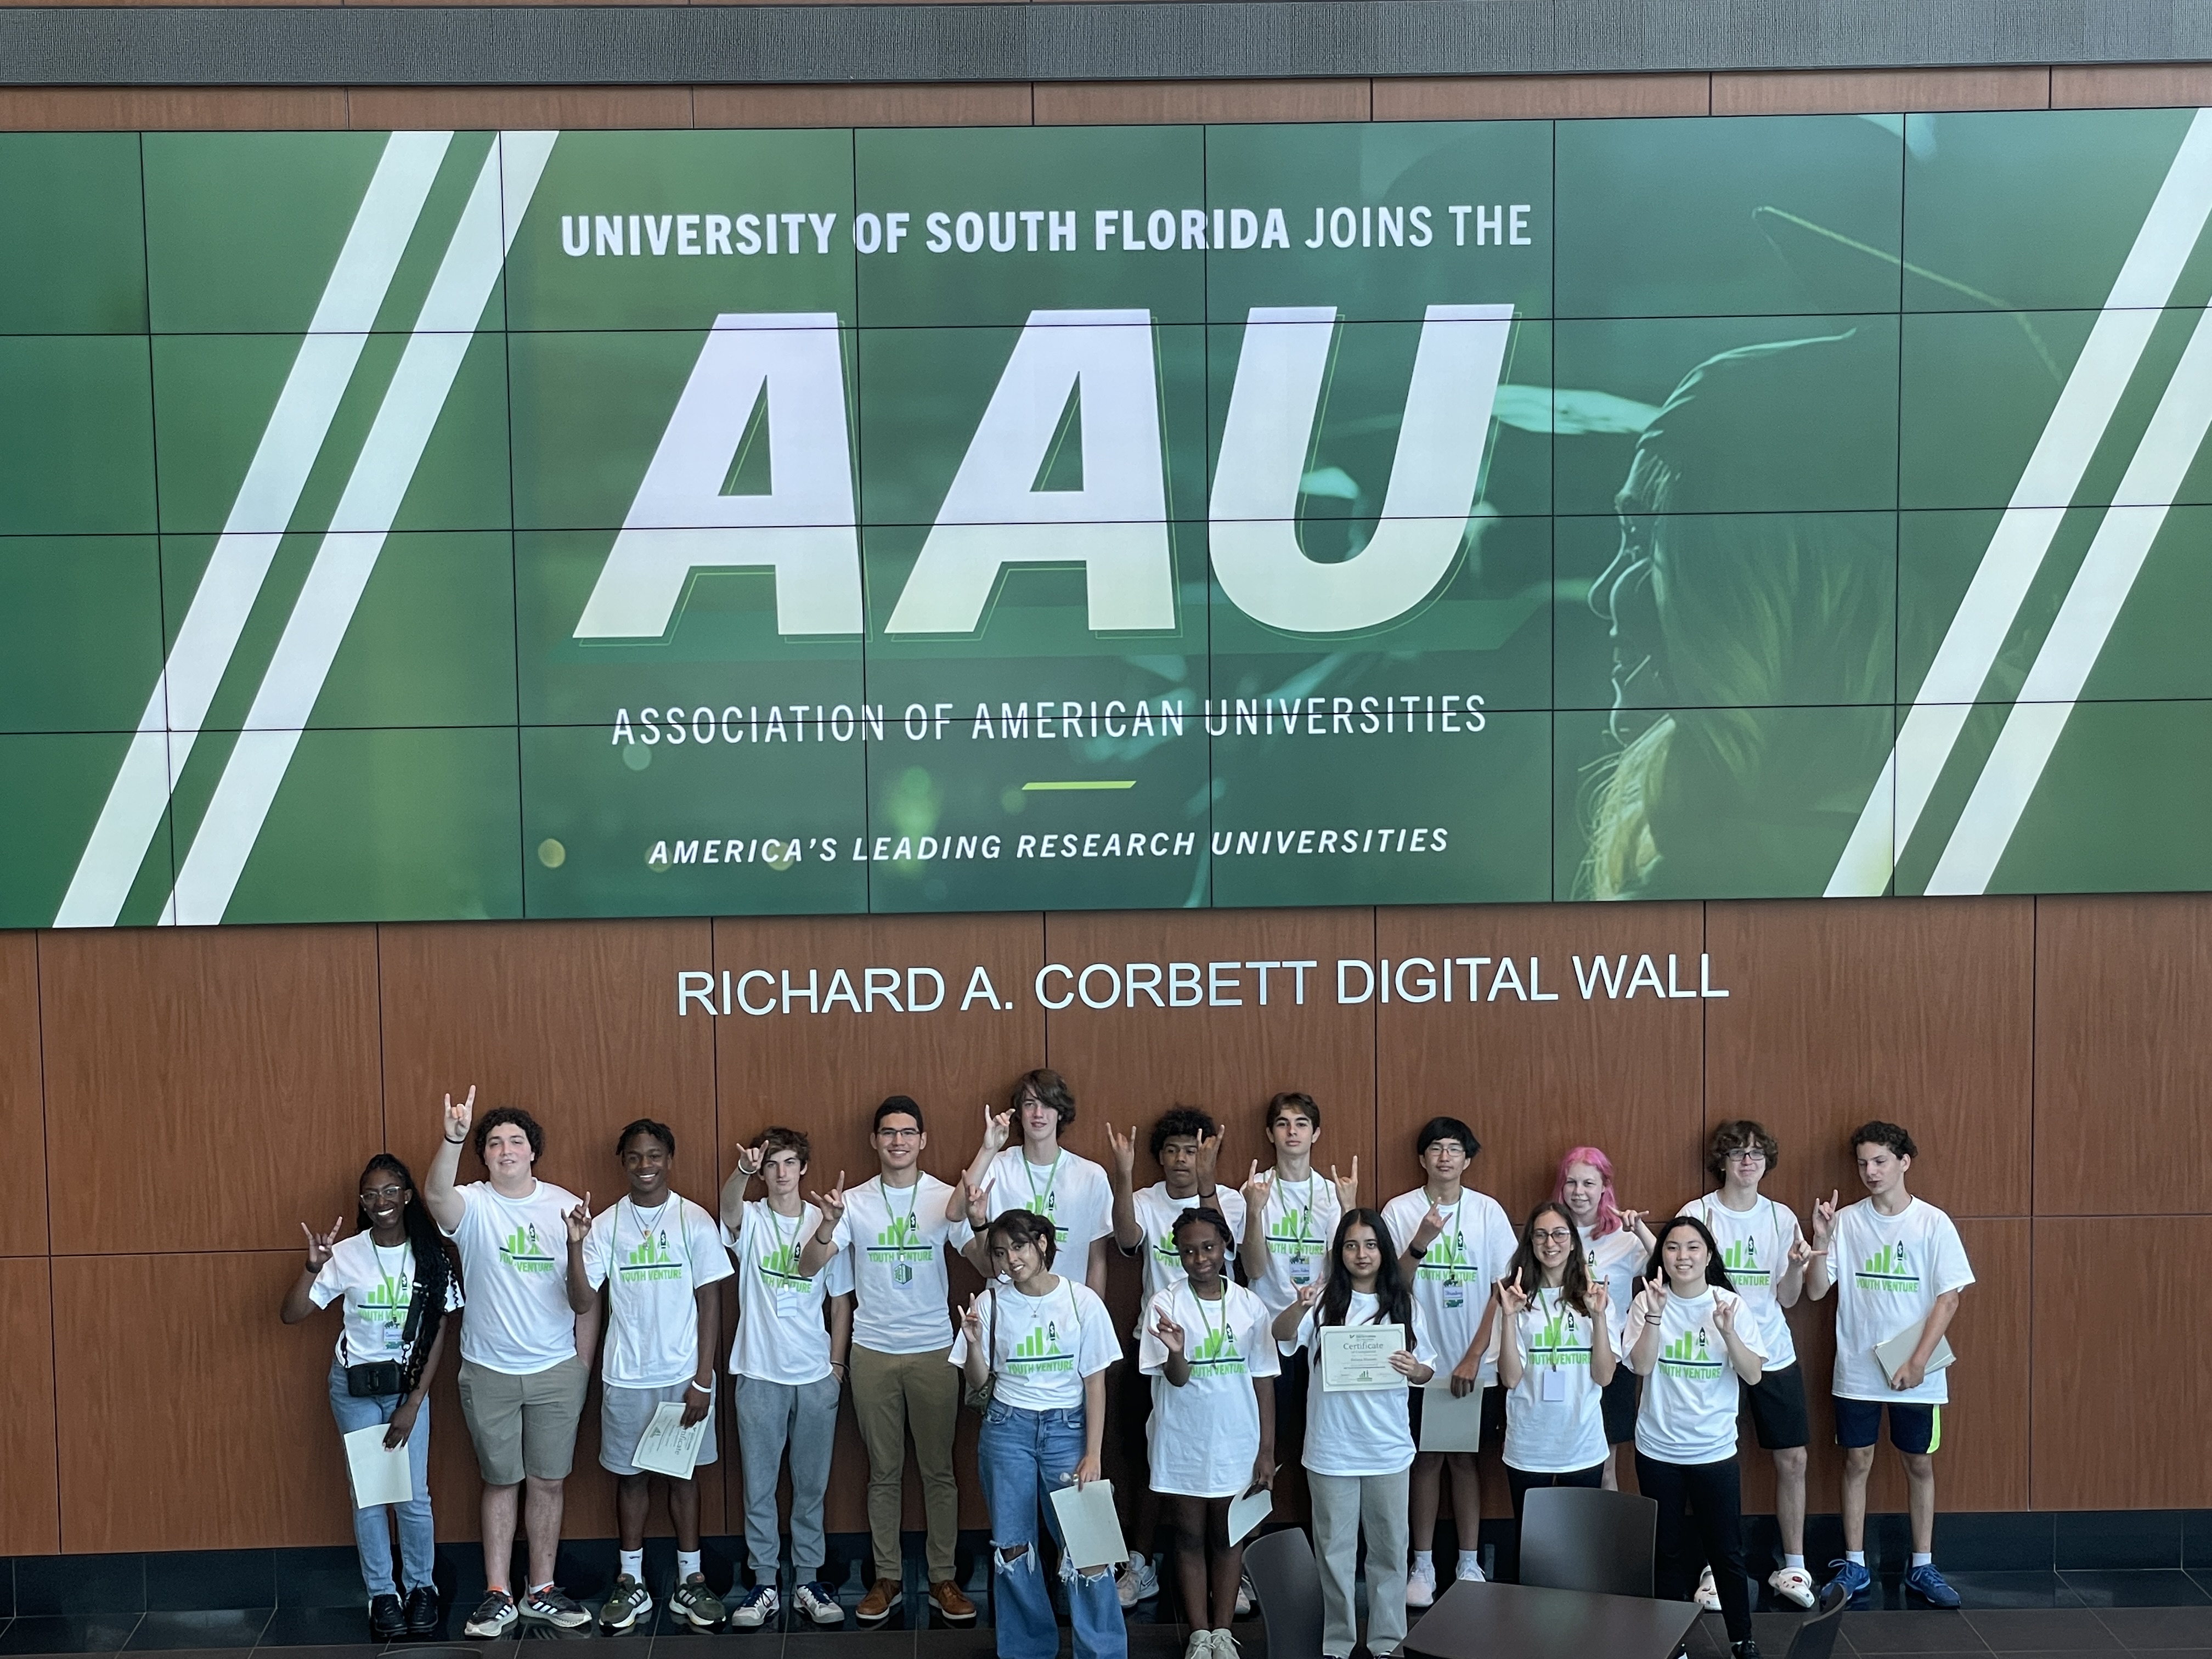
[1184,1630,1218,1659]
[1214,1632,1240,1659]
[1234,1574,1255,1617]
[1118,1554,1159,1610]
[1768,1566,1816,1609]
[1695,1566,1722,1611]
[1404,1558,1437,1610]
[1455,1556,1486,1583]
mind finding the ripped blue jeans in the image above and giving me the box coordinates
[977,1400,1126,1659]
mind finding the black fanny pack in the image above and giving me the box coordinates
[346,1269,428,1397]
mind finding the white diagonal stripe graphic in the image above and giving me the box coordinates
[53,129,453,928]
[1926,299,2212,892]
[1827,105,2212,897]
[166,133,557,926]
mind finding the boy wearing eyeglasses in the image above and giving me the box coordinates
[798,1097,979,1629]
[1679,1121,1814,1611]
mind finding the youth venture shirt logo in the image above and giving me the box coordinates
[500,1223,557,1275]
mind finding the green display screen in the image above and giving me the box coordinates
[10,110,2212,926]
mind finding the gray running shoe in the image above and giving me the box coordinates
[518,1585,591,1629]
[462,1589,517,1639]
[599,1574,653,1632]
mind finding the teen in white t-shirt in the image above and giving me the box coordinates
[1384,1115,1517,1602]
[1272,1210,1437,1659]
[1493,1204,1615,1530]
[954,1069,1113,1296]
[1139,1209,1278,1650]
[952,1210,1122,1659]
[423,1091,595,1635]
[1681,1119,1818,1610]
[568,1120,733,1633]
[1554,1147,1657,1490]
[1625,1216,1765,1656]
[1805,1121,1974,1611]
[797,1097,977,1624]
[720,1128,855,1627]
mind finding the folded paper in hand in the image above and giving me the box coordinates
[1874,1316,1955,1387]
[1227,1487,1274,1548]
[633,1401,709,1479]
[343,1424,413,1510]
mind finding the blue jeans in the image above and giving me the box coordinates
[977,1401,1126,1659]
[328,1360,435,1599]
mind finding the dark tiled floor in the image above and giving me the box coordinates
[1,1574,2208,1659]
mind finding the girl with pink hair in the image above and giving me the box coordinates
[1553,1148,1655,1490]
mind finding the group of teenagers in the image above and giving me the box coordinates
[285,1071,1974,1659]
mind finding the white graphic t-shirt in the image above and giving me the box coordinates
[311,1232,464,1366]
[1681,1193,1804,1371]
[582,1194,734,1388]
[1131,1184,1249,1303]
[1627,1285,1763,1463]
[1382,1187,1518,1386]
[1139,1279,1280,1498]
[949,1276,1118,1412]
[1584,1226,1649,1348]
[1830,1197,1974,1405]
[1282,1292,1440,1479]
[442,1180,582,1375]
[829,1173,972,1355]
[1501,1286,1608,1475]
[981,1148,1114,1265]
[726,1199,854,1386]
[1244,1170,1343,1317]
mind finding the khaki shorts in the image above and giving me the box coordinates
[458,1355,588,1485]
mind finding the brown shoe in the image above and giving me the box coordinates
[927,1581,977,1624]
[855,1577,902,1624]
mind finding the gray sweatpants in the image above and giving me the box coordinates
[1308,1467,1412,1659]
[734,1372,840,1583]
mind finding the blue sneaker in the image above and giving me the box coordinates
[1904,1562,1962,1609]
[1823,1558,1872,1602]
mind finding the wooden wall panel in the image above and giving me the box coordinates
[1034,80,1372,125]
[693,83,1032,127]
[1374,74,1709,120]
[1375,902,1707,1227]
[0,1255,59,1554]
[1710,67,2051,114]
[2053,63,2212,107]
[2033,893,2212,1216]
[40,926,382,1254]
[1703,899,2033,1219]
[0,88,349,129]
[347,86,694,128]
[2032,1217,2212,1510]
[53,1252,352,1552]
[0,932,46,1256]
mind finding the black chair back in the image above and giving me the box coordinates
[1517,1486,1657,1598]
[1243,1527,1327,1659]
[1784,1579,1850,1659]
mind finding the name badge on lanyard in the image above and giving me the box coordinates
[1541,1364,1566,1402]
[1289,1255,1314,1286]
[1442,1277,1465,1311]
[775,1279,809,1319]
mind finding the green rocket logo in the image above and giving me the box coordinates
[362,1269,412,1336]
[1855,1241,1918,1294]
[1657,1325,1723,1379]
[1187,1321,1245,1374]
[618,1227,683,1283]
[1266,1209,1312,1256]
[867,1212,934,1263]
[1527,1307,1589,1370]
[500,1222,556,1275]
[761,1239,809,1288]
[1006,1319,1074,1375]
[1722,1237,1771,1287]
[1416,1232,1470,1278]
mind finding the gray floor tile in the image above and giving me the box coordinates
[1966,1608,2121,1651]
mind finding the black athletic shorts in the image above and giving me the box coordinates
[1741,1362,1810,1451]
[1600,1365,1640,1446]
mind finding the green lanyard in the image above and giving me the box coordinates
[1190,1283,1225,1355]
[768,1204,802,1283]
[1024,1153,1063,1216]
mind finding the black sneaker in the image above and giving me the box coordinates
[462,1589,518,1639]
[1731,1643,1763,1659]
[370,1595,406,1640]
[403,1585,441,1637]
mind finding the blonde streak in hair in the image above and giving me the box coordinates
[1582,718,1672,899]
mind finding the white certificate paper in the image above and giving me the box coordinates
[1049,1477,1128,1572]
[1227,1487,1274,1547]
[1319,1323,1408,1391]
[1415,1382,1485,1452]
[343,1424,414,1509]
[632,1401,709,1479]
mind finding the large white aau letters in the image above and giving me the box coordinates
[1210,303,1514,634]
[574,302,1514,642]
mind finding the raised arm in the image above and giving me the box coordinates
[1493,1277,1529,1390]
[563,1193,596,1316]
[1087,1236,1110,1298]
[797,1175,844,1278]
[1626,1277,1667,1376]
[951,1103,1012,1220]
[1240,1164,1273,1262]
[1587,1282,1617,1387]
[719,1141,761,1235]
[423,1086,475,1233]
[1109,1125,1143,1251]
[279,1215,345,1323]
[1804,1191,1839,1301]
[1713,1293,1763,1385]
[1271,1281,1321,1344]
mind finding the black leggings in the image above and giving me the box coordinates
[1633,1451,1750,1643]
[1502,1463,1604,1582]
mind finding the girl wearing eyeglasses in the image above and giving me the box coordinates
[282,1155,462,1639]
[1493,1203,1615,1579]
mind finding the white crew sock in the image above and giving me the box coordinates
[1844,1551,1866,1567]
[1412,1550,1434,1573]
[619,1551,644,1583]
[678,1550,702,1581]
[1911,1552,1933,1568]
[1784,1555,1805,1570]
[1457,1551,1482,1579]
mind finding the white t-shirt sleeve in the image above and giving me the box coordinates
[306,1252,357,1310]
[1279,1303,1317,1358]
[1138,1289,1174,1374]
[1070,1284,1120,1378]
[1239,1288,1282,1378]
[1719,1287,1767,1365]
[582,1210,614,1291]
[686,1201,736,1286]
[1483,1199,1519,1285]
[1407,1304,1440,1373]
[1930,1213,1976,1295]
